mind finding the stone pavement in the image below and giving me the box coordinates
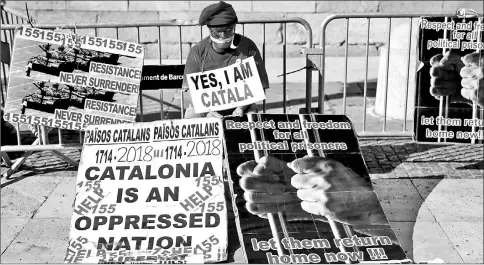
[1,56,483,263]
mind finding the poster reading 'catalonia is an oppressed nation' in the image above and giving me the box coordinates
[65,118,227,263]
[3,27,144,131]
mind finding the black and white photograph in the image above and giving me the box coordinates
[0,1,482,264]
[3,28,143,130]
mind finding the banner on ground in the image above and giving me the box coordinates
[223,114,411,264]
[3,27,144,131]
[414,15,483,143]
[64,118,227,263]
[187,56,265,114]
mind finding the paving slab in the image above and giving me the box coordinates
[389,221,415,261]
[410,178,444,200]
[1,175,63,218]
[440,222,484,264]
[371,179,437,223]
[1,217,30,253]
[418,179,483,222]
[412,221,464,263]
[0,218,70,263]
[34,177,77,219]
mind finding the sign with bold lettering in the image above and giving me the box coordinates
[65,118,227,263]
[3,27,144,131]
[187,56,266,113]
[223,114,411,264]
[140,65,185,90]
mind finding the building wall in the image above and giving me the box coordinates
[4,1,483,59]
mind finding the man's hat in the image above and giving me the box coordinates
[199,1,238,27]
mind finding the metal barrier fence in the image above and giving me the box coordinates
[0,16,313,177]
[1,4,34,107]
[312,12,483,138]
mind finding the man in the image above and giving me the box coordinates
[429,50,483,108]
[182,1,269,119]
[237,155,400,241]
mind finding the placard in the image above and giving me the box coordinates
[223,114,411,264]
[3,27,144,131]
[64,118,227,263]
[140,65,185,90]
[187,56,266,113]
[414,16,483,143]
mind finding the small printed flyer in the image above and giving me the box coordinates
[3,27,144,131]
[414,16,483,143]
[64,118,227,263]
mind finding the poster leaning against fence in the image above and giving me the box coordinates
[3,27,144,131]
[414,12,483,144]
[65,118,228,263]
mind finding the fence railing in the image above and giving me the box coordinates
[1,3,34,107]
[0,17,313,177]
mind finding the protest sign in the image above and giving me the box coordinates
[140,65,185,90]
[65,118,227,263]
[223,114,410,264]
[187,56,266,113]
[3,27,144,131]
[414,16,483,143]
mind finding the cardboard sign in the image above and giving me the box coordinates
[223,114,410,264]
[414,16,483,143]
[65,118,228,263]
[187,56,266,113]
[2,27,144,131]
[140,65,185,90]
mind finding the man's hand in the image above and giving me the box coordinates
[231,104,257,117]
[429,51,466,102]
[206,111,223,119]
[236,156,311,220]
[231,107,244,117]
[460,51,484,108]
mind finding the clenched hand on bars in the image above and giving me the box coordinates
[430,50,483,108]
[236,156,395,238]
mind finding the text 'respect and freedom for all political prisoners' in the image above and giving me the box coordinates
[225,118,353,153]
[421,18,484,51]
[3,27,144,131]
[65,118,228,264]
[187,57,266,113]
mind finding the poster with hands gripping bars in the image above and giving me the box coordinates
[65,118,227,263]
[187,56,266,114]
[222,114,410,264]
[3,27,144,131]
[415,15,483,144]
